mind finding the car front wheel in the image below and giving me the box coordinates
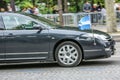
[55,41,82,67]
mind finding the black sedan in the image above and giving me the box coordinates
[0,13,115,67]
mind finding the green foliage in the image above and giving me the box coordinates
[116,0,120,2]
[18,1,33,9]
[3,0,9,3]
[68,6,76,13]
[93,0,104,3]
[3,0,120,13]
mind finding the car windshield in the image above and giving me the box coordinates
[21,13,61,28]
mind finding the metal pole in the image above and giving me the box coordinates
[10,0,15,11]
[64,0,68,13]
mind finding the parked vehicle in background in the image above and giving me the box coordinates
[0,12,115,67]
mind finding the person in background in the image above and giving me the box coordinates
[101,5,106,17]
[83,1,92,12]
[7,5,12,12]
[28,7,34,14]
[33,5,39,15]
[22,7,28,13]
[22,7,32,14]
[96,2,102,21]
[101,5,106,24]
[114,1,119,11]
[92,4,98,12]
[97,2,102,12]
[91,4,98,23]
[0,8,5,12]
[116,6,120,20]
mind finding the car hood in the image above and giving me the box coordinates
[55,26,111,40]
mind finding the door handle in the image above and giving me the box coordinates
[8,33,13,36]
[7,33,15,39]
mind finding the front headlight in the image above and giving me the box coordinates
[95,35,107,41]
[95,33,112,41]
[96,37,107,47]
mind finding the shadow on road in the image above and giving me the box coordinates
[0,59,118,70]
[0,63,59,70]
[80,60,118,66]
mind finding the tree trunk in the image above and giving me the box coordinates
[58,0,63,25]
[64,0,68,13]
[10,0,16,11]
[105,0,117,32]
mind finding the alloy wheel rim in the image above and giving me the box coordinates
[58,45,79,65]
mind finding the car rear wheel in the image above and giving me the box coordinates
[55,41,82,67]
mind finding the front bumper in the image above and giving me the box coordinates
[104,39,116,57]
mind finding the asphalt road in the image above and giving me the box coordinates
[0,42,120,80]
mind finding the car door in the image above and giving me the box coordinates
[0,15,5,63]
[2,13,50,62]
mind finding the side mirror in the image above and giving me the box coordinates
[33,24,42,30]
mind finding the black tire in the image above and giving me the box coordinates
[55,41,82,67]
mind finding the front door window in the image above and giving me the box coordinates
[2,15,39,30]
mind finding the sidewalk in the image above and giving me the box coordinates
[92,24,120,42]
